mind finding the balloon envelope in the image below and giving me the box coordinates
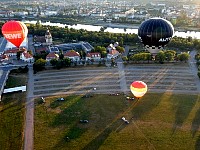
[138,17,174,54]
[130,81,147,98]
[2,21,28,48]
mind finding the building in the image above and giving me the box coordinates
[45,28,53,46]
[4,49,21,56]
[20,51,34,62]
[0,54,9,61]
[86,52,101,61]
[64,51,80,61]
[33,28,52,46]
[56,42,94,53]
[46,52,59,61]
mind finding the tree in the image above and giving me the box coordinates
[198,71,200,78]
[63,58,71,66]
[156,51,165,64]
[50,59,58,67]
[101,51,107,58]
[17,51,22,60]
[33,58,47,73]
[55,60,63,69]
[111,58,115,67]
[59,53,64,59]
[177,52,190,62]
[116,46,125,53]
[164,50,176,61]
[59,50,64,60]
[122,56,128,61]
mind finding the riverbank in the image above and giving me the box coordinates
[93,21,200,32]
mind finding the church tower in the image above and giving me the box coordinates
[45,28,52,46]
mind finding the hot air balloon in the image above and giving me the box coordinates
[138,18,174,54]
[130,81,147,98]
[2,21,28,48]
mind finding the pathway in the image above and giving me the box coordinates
[23,66,34,150]
[117,61,128,94]
[188,50,200,92]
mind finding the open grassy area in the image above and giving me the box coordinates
[5,73,27,88]
[34,93,200,150]
[0,73,27,150]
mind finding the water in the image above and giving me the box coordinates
[22,20,200,39]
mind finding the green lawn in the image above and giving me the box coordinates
[5,73,27,88]
[34,93,200,150]
[0,73,27,150]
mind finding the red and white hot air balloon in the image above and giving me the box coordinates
[130,81,147,98]
[2,20,28,48]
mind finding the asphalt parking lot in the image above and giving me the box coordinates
[30,63,199,98]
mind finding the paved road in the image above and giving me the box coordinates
[188,50,200,92]
[23,66,34,150]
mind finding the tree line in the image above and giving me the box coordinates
[123,50,190,64]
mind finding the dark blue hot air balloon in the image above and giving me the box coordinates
[138,17,174,54]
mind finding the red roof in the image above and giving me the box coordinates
[64,51,80,57]
[1,54,8,59]
[5,49,19,54]
[5,47,26,54]
[22,52,33,59]
[35,47,48,53]
[46,52,59,59]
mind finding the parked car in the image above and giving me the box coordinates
[79,120,89,123]
[57,97,65,101]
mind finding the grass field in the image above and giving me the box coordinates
[34,93,200,150]
[0,73,27,150]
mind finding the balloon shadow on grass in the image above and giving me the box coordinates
[172,95,197,134]
[131,94,163,120]
[191,107,200,137]
[195,135,200,150]
[50,96,90,149]
[82,120,123,150]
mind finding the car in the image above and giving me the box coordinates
[41,97,45,103]
[109,93,120,96]
[79,120,89,123]
[126,97,134,100]
[57,97,65,101]
[82,94,93,98]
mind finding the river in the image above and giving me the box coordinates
[22,20,200,39]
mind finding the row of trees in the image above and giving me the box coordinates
[123,50,190,63]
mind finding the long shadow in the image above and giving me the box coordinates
[191,107,200,137]
[82,119,122,150]
[48,96,90,150]
[172,95,197,133]
[51,95,130,150]
[52,124,88,150]
[131,93,163,120]
[195,135,200,150]
[50,96,89,127]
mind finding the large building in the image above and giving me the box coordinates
[55,42,94,53]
